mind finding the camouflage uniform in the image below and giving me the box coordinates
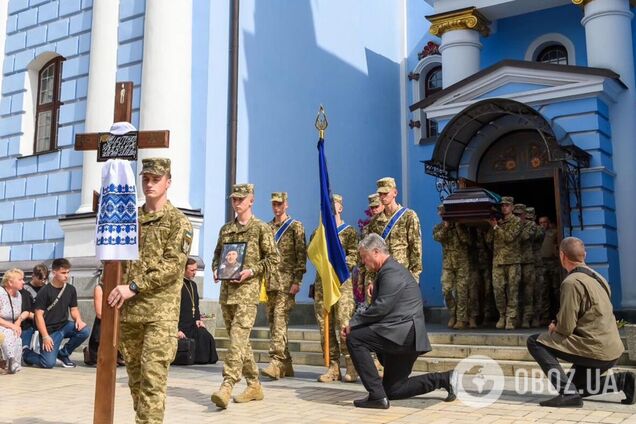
[266,196,307,369]
[540,226,560,321]
[487,197,523,328]
[213,211,280,389]
[121,158,193,424]
[433,220,472,325]
[526,208,545,326]
[473,227,495,322]
[360,194,386,303]
[312,224,358,362]
[515,204,536,327]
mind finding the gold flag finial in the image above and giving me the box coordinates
[315,105,328,139]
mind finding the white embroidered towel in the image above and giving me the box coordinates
[95,159,139,260]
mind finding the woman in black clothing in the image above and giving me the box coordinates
[84,282,124,366]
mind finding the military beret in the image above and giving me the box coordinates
[501,196,514,205]
[271,192,288,202]
[332,194,343,205]
[376,177,397,194]
[368,193,380,207]
[139,157,171,176]
[513,203,526,214]
[229,183,255,198]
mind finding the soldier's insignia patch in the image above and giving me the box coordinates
[183,231,193,254]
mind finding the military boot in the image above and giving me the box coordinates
[343,356,358,383]
[505,317,516,330]
[521,317,531,329]
[447,316,457,329]
[453,321,467,330]
[496,317,506,329]
[468,317,478,329]
[260,361,283,380]
[318,361,342,383]
[211,383,233,409]
[233,382,264,403]
[282,360,295,377]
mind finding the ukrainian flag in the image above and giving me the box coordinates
[308,138,350,312]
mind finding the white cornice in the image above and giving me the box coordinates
[423,65,624,121]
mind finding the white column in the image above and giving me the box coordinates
[439,29,482,88]
[76,0,120,213]
[580,0,636,307]
[137,0,193,209]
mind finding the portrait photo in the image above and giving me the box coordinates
[218,242,247,280]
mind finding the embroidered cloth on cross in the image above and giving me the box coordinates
[95,159,139,260]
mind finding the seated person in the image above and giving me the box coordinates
[84,281,124,366]
[177,258,218,364]
[0,269,26,374]
[343,234,455,409]
[527,237,635,407]
[20,263,49,348]
[23,258,90,369]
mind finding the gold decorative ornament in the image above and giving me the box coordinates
[427,7,491,38]
[315,105,328,139]
[571,0,592,5]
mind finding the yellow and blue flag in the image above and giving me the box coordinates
[307,138,350,312]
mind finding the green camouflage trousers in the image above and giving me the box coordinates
[533,262,548,322]
[492,264,521,320]
[120,320,178,424]
[266,290,295,364]
[476,265,496,320]
[520,263,535,322]
[441,265,472,322]
[221,303,259,387]
[313,279,355,361]
[542,258,562,318]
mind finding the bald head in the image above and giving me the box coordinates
[560,237,586,264]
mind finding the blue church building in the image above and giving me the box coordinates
[1,0,636,315]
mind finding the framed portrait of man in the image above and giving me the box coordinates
[218,242,247,280]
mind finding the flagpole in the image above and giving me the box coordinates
[315,105,330,368]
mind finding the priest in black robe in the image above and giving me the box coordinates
[178,258,218,364]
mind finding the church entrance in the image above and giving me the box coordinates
[475,129,562,232]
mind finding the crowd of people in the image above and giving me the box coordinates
[1,156,634,420]
[434,196,561,330]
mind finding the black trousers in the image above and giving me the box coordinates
[527,334,619,396]
[346,325,447,400]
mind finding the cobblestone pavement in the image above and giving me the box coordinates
[3,353,636,423]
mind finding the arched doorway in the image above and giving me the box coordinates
[425,98,590,238]
[477,129,559,227]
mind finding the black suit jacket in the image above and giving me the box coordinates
[349,257,431,353]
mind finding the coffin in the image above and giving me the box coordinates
[441,187,501,224]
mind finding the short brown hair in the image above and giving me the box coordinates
[51,258,71,271]
[560,237,586,263]
[186,257,197,267]
[32,263,49,280]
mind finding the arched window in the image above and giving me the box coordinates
[34,56,63,153]
[536,45,568,65]
[425,66,442,137]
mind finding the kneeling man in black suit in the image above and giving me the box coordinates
[343,233,456,409]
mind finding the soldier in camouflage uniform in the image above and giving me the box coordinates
[433,205,473,329]
[526,207,545,328]
[108,158,193,424]
[312,194,359,383]
[364,177,422,292]
[360,193,386,303]
[210,184,280,409]
[487,196,523,330]
[261,192,307,380]
[539,216,560,324]
[472,226,495,325]
[514,203,537,329]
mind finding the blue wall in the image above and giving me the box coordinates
[201,0,405,301]
[481,5,587,67]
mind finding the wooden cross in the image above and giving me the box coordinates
[73,81,170,424]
